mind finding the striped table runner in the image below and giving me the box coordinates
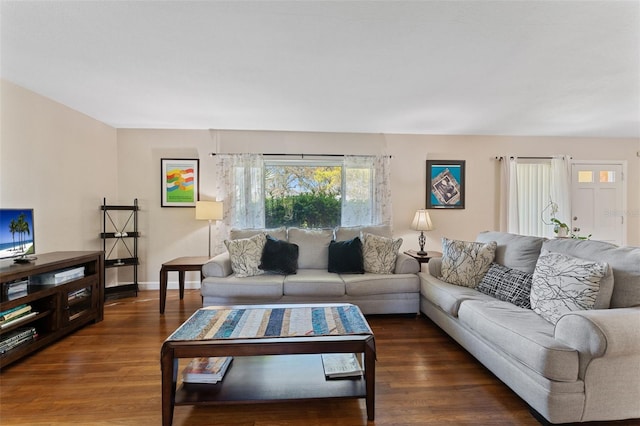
[168,304,372,341]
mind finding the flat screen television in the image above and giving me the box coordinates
[0,208,35,262]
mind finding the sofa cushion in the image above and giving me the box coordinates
[230,227,287,241]
[283,270,345,297]
[477,262,533,309]
[201,274,284,299]
[458,299,579,382]
[259,235,299,275]
[224,233,267,278]
[335,224,392,241]
[476,231,545,273]
[344,273,419,296]
[287,228,334,269]
[531,251,608,324]
[419,272,496,316]
[440,237,497,288]
[328,237,364,274]
[542,238,639,309]
[362,233,403,274]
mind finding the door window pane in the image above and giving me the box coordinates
[599,171,616,183]
[578,171,593,183]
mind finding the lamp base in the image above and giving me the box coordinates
[417,231,427,256]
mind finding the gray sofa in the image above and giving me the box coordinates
[419,231,640,424]
[201,226,420,314]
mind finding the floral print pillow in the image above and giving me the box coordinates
[224,233,267,278]
[362,233,403,274]
[531,251,607,324]
[440,237,497,288]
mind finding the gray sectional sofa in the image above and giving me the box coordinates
[201,225,420,314]
[419,231,640,424]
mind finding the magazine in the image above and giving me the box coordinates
[182,356,232,384]
[321,353,363,379]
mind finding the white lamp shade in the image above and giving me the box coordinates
[195,201,224,221]
[411,210,434,231]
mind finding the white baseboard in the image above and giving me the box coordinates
[137,281,202,291]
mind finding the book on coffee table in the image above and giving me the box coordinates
[182,356,233,384]
[321,353,363,379]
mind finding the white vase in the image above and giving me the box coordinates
[557,227,568,238]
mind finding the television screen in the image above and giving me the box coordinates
[0,209,35,261]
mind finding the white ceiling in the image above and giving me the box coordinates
[1,1,639,138]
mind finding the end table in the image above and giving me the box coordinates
[159,256,211,314]
[404,250,442,265]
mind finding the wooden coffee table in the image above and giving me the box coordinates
[160,303,376,426]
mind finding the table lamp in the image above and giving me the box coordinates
[196,201,224,257]
[411,210,434,255]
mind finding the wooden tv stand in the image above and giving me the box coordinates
[0,251,104,369]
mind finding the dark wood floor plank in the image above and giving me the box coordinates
[0,290,636,425]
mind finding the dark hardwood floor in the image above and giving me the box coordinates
[0,290,637,425]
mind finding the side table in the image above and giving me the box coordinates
[404,250,443,265]
[159,256,211,314]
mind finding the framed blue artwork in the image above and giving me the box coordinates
[426,160,465,209]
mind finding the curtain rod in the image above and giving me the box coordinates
[495,156,553,161]
[209,153,392,158]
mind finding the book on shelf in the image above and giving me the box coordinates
[321,353,363,379]
[68,288,90,301]
[0,326,37,354]
[182,356,233,384]
[0,311,37,329]
[0,304,31,321]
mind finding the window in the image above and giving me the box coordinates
[264,160,342,228]
[216,154,391,230]
[515,161,553,237]
[501,156,571,238]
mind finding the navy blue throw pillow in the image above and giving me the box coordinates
[328,237,365,274]
[259,235,299,275]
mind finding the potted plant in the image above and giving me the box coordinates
[549,217,570,238]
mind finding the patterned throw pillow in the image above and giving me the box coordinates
[362,233,403,274]
[224,233,267,278]
[531,251,607,324]
[440,238,497,288]
[477,263,533,308]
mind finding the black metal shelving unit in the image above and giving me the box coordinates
[101,198,139,299]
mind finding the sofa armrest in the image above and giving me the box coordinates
[395,253,420,274]
[427,257,442,277]
[555,307,640,377]
[202,252,233,278]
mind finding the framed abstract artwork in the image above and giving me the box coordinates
[161,158,199,207]
[426,160,465,209]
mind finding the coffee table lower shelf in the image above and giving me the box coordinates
[175,354,366,404]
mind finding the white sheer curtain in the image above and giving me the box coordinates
[213,154,264,253]
[550,155,572,229]
[342,155,392,227]
[499,155,572,238]
[499,156,520,233]
[517,161,552,237]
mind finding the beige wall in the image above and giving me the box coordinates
[2,82,638,291]
[118,129,639,290]
[0,81,117,267]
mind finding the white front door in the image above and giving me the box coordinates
[571,162,626,246]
